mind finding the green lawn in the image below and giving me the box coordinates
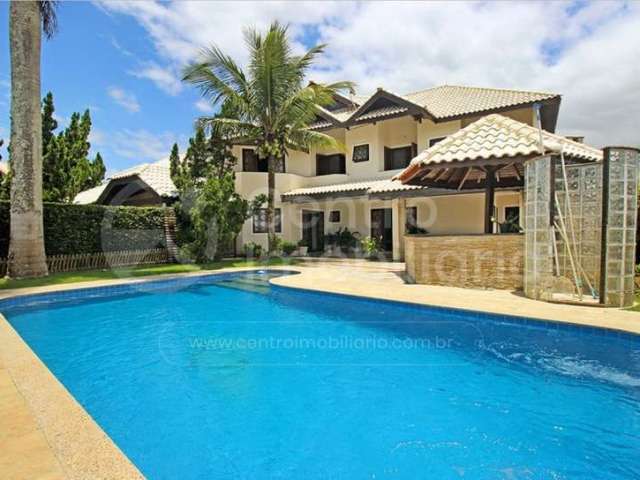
[0,257,298,290]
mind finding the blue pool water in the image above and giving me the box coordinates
[2,270,640,479]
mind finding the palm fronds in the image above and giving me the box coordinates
[39,1,58,39]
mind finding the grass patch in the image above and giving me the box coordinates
[0,257,298,290]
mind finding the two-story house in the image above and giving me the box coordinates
[231,84,562,260]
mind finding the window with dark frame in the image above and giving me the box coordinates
[242,149,285,173]
[329,211,341,222]
[500,206,521,234]
[504,206,520,223]
[352,144,369,163]
[429,137,446,147]
[316,153,346,175]
[252,208,282,233]
[384,145,415,170]
[405,206,418,232]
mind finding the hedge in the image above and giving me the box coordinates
[0,201,169,257]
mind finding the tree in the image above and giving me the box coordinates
[183,126,209,179]
[170,124,259,262]
[169,142,181,186]
[41,101,105,202]
[8,1,58,278]
[41,91,57,149]
[182,21,354,253]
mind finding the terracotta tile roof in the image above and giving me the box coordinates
[396,114,602,183]
[309,84,559,129]
[281,178,424,199]
[308,118,334,130]
[404,85,558,119]
[74,161,178,204]
[111,162,178,198]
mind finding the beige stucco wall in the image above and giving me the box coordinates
[461,106,535,128]
[230,107,529,251]
[235,189,524,253]
[416,118,461,152]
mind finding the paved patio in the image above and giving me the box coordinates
[0,263,638,479]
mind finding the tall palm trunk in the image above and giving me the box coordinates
[266,154,276,253]
[8,1,48,278]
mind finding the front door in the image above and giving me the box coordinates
[302,210,324,253]
[370,208,393,252]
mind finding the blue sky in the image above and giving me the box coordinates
[1,1,638,174]
[0,2,210,172]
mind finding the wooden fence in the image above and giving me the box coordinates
[0,248,173,277]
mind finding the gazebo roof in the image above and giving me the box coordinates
[396,114,602,188]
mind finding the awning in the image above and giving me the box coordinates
[281,179,425,202]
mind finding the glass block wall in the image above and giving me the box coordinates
[554,162,602,299]
[523,156,554,301]
[601,147,640,307]
[524,147,639,307]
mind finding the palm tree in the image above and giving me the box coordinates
[183,22,354,253]
[8,1,57,278]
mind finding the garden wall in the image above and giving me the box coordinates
[0,201,170,256]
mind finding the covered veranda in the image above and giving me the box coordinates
[394,113,603,291]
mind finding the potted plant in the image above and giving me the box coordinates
[297,239,309,256]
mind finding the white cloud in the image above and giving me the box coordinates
[110,36,133,57]
[194,99,214,114]
[108,129,180,163]
[107,86,141,112]
[89,128,106,147]
[129,62,183,96]
[97,0,640,147]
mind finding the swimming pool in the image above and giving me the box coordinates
[2,270,639,479]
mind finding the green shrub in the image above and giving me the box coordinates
[244,242,263,258]
[281,241,297,256]
[0,201,168,257]
[269,235,283,255]
[361,236,381,260]
[325,227,360,252]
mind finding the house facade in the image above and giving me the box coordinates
[231,85,562,260]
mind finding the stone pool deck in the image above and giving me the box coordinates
[0,263,638,479]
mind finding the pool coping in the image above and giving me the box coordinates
[267,268,640,337]
[1,265,639,479]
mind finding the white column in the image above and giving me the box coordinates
[392,198,407,262]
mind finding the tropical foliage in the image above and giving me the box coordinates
[182,21,354,252]
[1,93,105,203]
[42,93,106,202]
[170,125,263,262]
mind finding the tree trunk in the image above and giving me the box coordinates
[8,1,49,278]
[266,153,276,253]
